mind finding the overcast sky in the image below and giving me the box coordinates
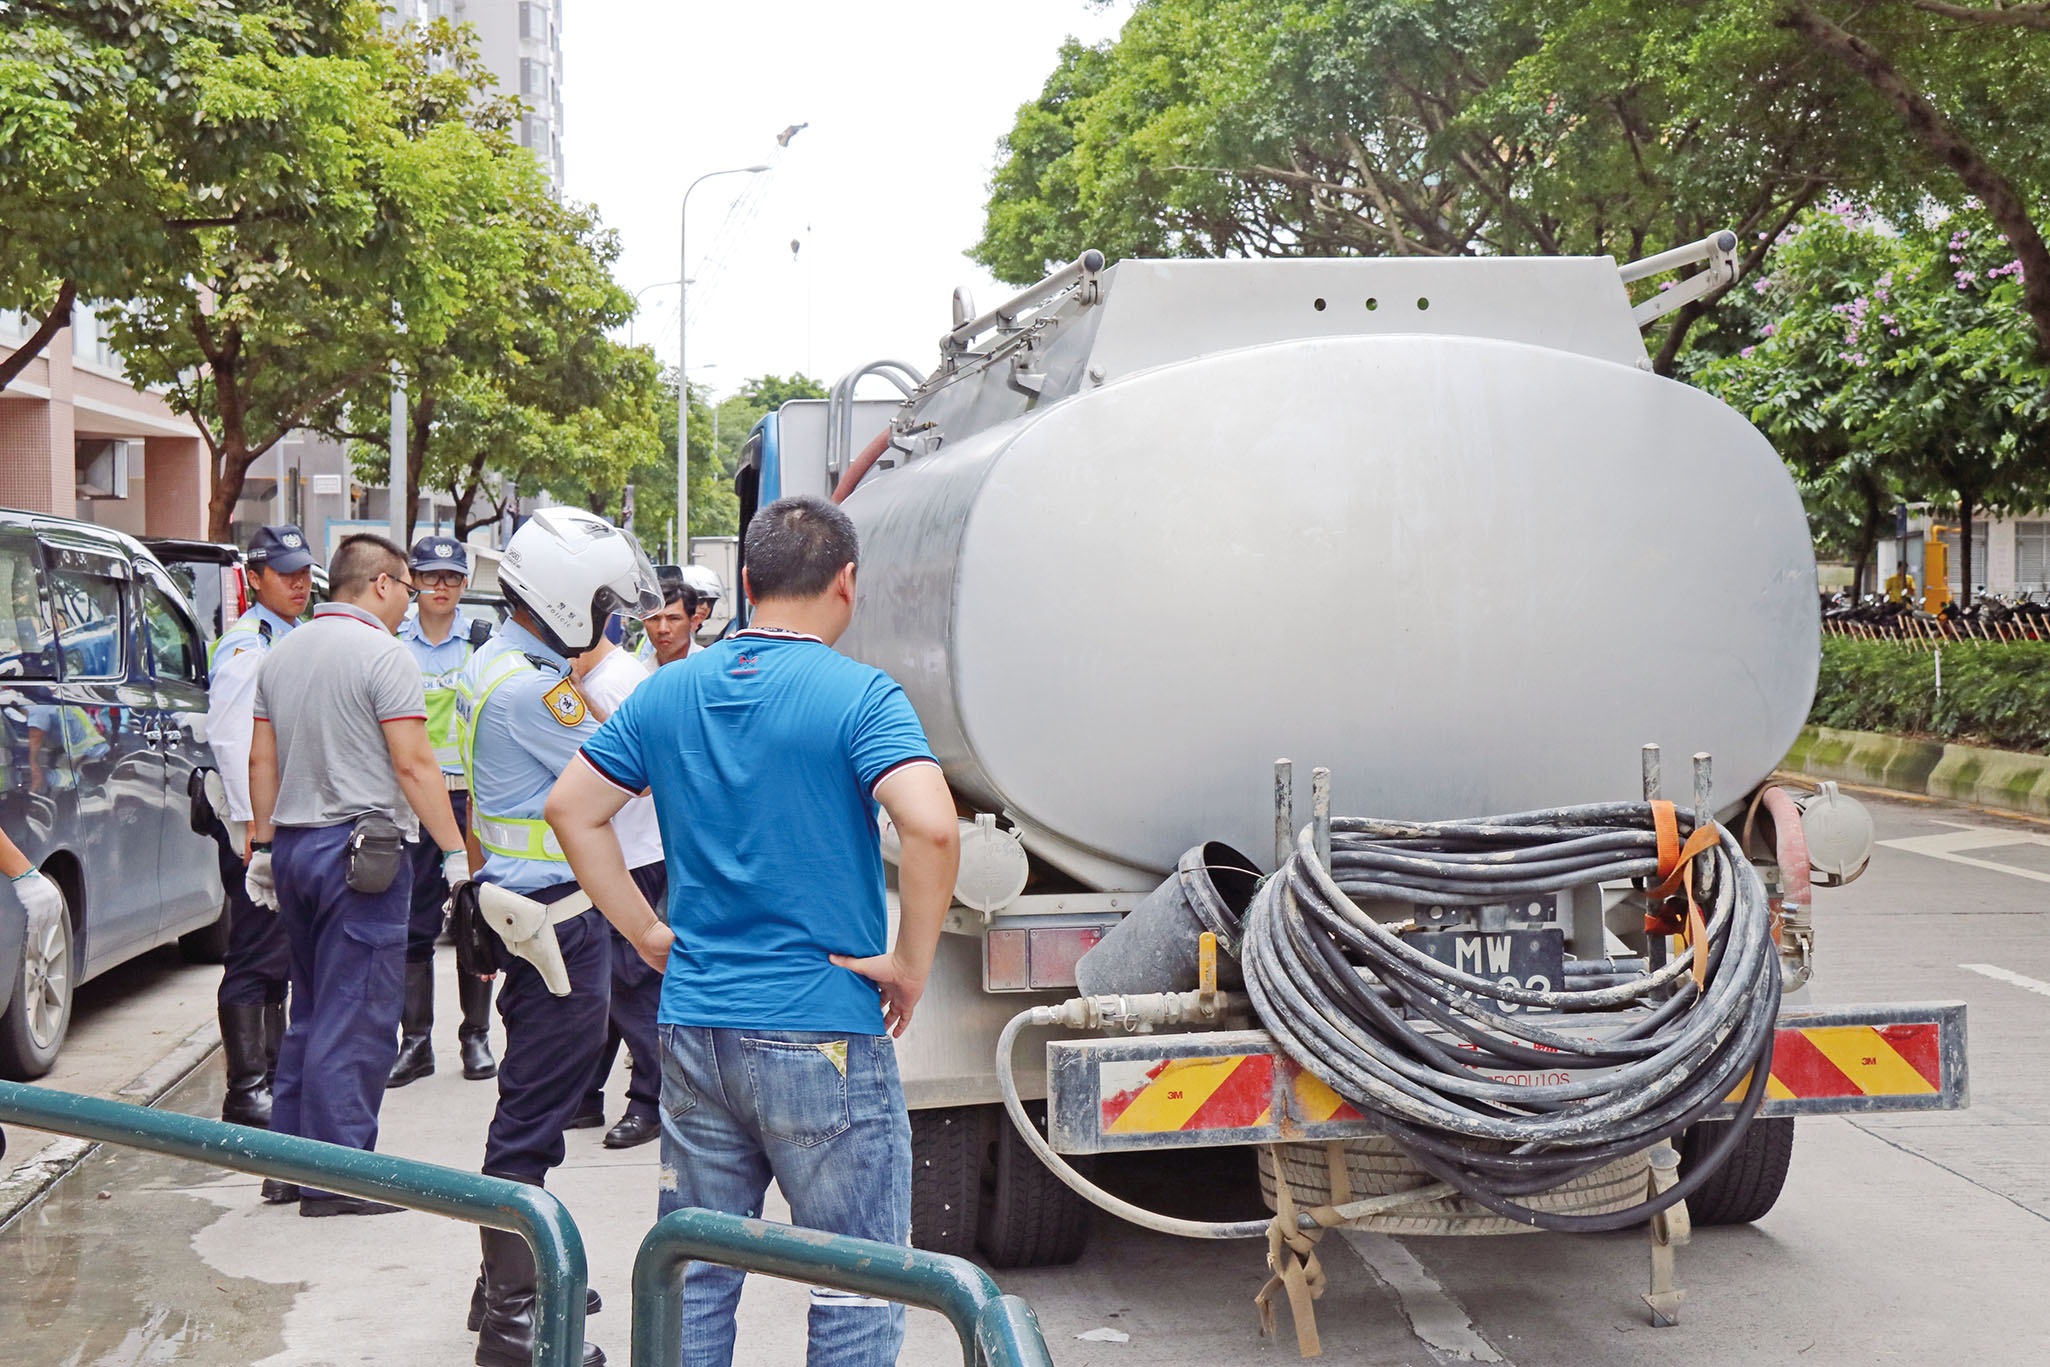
[560,1,1134,401]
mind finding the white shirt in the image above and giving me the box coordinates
[205,604,296,822]
[579,647,663,869]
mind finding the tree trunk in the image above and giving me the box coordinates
[1850,475,1886,599]
[404,388,435,544]
[0,281,78,394]
[1783,5,2050,365]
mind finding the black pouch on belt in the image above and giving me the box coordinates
[344,813,408,894]
[449,880,507,977]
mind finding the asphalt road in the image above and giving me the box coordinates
[0,787,2044,1365]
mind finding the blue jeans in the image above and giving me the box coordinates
[656,1024,912,1367]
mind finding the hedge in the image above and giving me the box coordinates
[1810,638,2050,754]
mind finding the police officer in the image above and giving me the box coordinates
[456,508,658,1367]
[244,534,469,1217]
[205,525,311,1132]
[389,535,497,1087]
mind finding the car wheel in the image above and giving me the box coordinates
[178,896,231,965]
[0,876,75,1080]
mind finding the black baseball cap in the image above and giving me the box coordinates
[409,535,470,576]
[246,524,314,575]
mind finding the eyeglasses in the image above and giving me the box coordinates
[417,571,466,590]
[381,572,421,600]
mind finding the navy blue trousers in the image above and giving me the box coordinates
[269,822,409,1198]
[211,815,288,1007]
[580,861,667,1123]
[405,790,469,963]
[484,883,611,1184]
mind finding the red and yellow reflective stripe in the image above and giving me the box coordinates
[1100,1054,1274,1134]
[1728,1023,1942,1102]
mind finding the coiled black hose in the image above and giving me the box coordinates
[1241,803,1781,1231]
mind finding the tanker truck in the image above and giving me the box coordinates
[727,241,1967,1323]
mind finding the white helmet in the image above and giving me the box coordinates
[680,564,724,605]
[499,508,661,656]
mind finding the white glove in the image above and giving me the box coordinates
[245,849,278,912]
[12,870,62,937]
[442,849,471,893]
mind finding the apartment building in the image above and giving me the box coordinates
[396,0,565,188]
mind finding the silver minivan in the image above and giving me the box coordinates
[1,509,224,1078]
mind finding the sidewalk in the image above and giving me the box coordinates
[0,956,973,1365]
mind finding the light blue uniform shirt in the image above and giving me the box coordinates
[206,603,297,822]
[456,619,602,894]
[399,607,478,777]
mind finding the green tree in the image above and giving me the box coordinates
[101,8,533,539]
[978,1,2050,369]
[1701,208,2050,601]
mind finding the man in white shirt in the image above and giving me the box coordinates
[567,626,667,1149]
[205,524,311,1132]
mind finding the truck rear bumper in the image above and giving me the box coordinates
[1045,1001,1968,1155]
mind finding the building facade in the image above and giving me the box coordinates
[395,0,565,188]
[1871,513,2050,600]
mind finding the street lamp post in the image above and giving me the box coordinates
[626,279,682,349]
[677,165,769,557]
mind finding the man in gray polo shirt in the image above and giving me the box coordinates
[245,534,470,1217]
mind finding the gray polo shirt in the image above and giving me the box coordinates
[253,601,427,838]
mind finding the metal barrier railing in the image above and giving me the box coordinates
[0,1080,589,1367]
[631,1208,1056,1367]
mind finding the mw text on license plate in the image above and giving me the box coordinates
[1406,929,1565,1013]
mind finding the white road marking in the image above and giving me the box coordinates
[1959,963,2050,999]
[1339,1229,1507,1363]
[1878,822,2050,885]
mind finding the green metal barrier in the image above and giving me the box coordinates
[630,1208,1055,1367]
[0,1080,589,1367]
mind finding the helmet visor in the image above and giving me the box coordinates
[594,531,664,621]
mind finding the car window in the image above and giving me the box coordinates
[141,577,204,684]
[49,570,126,680]
[0,532,56,679]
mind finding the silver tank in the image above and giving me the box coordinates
[831,257,1818,891]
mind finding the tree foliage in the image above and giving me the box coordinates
[1700,206,2050,597]
[977,0,2050,369]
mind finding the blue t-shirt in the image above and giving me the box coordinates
[578,628,937,1034]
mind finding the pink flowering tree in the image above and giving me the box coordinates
[1701,209,2050,601]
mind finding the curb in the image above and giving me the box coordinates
[0,1017,221,1231]
[1782,725,2050,820]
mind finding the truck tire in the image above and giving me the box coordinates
[1679,1117,1794,1226]
[178,898,231,964]
[977,1103,1092,1268]
[909,1106,984,1257]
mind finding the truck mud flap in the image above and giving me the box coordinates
[1045,1001,1967,1155]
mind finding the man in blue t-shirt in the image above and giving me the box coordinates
[548,495,959,1367]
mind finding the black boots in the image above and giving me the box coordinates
[458,971,497,1080]
[473,1226,605,1367]
[219,1003,273,1127]
[388,962,436,1087]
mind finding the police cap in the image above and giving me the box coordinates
[410,535,471,577]
[246,524,314,575]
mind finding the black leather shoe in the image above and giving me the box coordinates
[299,1195,404,1217]
[564,1110,606,1130]
[388,1033,434,1087]
[260,1180,299,1205]
[469,1279,601,1332]
[458,973,498,1080]
[602,1113,659,1150]
[474,1226,605,1367]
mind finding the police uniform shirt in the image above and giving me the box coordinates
[206,603,297,823]
[459,621,603,895]
[399,607,476,777]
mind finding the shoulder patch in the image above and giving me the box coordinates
[542,678,588,727]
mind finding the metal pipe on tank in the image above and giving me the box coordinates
[1312,767,1333,871]
[1273,760,1294,872]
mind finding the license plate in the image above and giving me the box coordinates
[1406,929,1565,1013]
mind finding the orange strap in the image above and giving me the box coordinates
[1646,808,1719,990]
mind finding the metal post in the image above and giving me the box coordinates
[1311,766,1333,870]
[0,1082,589,1367]
[678,165,769,553]
[1273,760,1294,871]
[631,1208,1054,1367]
[1642,744,1665,975]
[388,360,408,547]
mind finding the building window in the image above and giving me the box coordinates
[521,57,544,96]
[520,1,547,40]
[2018,522,2050,593]
[1939,525,1990,593]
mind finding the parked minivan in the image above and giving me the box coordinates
[1,509,226,1078]
[143,535,329,639]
